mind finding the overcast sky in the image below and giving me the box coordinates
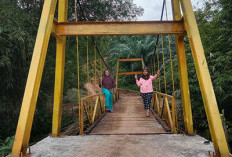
[133,0,204,20]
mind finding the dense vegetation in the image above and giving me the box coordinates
[191,0,232,144]
[0,0,231,155]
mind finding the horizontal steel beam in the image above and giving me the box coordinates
[118,71,142,75]
[52,19,186,36]
[51,19,62,40]
[118,58,142,62]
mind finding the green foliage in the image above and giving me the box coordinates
[63,88,86,104]
[188,0,232,148]
[0,136,15,156]
[108,35,177,91]
[68,0,144,21]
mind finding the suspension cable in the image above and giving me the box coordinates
[75,0,81,128]
[164,0,175,96]
[153,0,166,74]
[156,42,161,92]
[94,45,97,92]
[100,59,102,88]
[164,1,177,132]
[161,35,167,94]
[153,51,157,88]
[86,37,90,96]
[76,0,110,70]
[168,36,175,96]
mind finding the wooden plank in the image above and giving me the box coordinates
[151,109,172,132]
[118,71,142,75]
[90,95,167,135]
[52,21,186,36]
[84,111,107,134]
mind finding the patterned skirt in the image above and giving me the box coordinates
[140,92,153,110]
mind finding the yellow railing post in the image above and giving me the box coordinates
[11,0,58,156]
[171,0,194,135]
[83,101,91,124]
[96,96,101,119]
[79,99,84,135]
[113,90,116,103]
[172,97,177,134]
[94,45,97,92]
[52,0,68,137]
[90,98,93,122]
[158,95,162,116]
[180,0,230,155]
[92,97,99,122]
[154,93,159,114]
[151,93,154,109]
[164,97,173,132]
[102,94,105,112]
[154,92,157,112]
[116,59,119,98]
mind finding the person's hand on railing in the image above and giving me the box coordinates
[134,74,138,80]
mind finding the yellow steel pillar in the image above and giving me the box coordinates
[180,0,230,156]
[171,0,194,135]
[11,0,58,156]
[52,0,68,137]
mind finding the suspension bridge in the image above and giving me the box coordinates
[9,0,231,157]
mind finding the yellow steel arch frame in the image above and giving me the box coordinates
[11,0,59,156]
[52,0,68,138]
[179,0,229,156]
[171,0,194,136]
[11,0,229,156]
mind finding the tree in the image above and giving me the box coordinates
[0,0,144,149]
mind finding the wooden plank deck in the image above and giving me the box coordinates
[90,95,166,135]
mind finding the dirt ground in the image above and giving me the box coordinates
[30,134,214,157]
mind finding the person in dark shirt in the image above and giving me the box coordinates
[101,70,116,112]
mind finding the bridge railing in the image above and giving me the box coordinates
[79,89,119,134]
[151,91,178,133]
